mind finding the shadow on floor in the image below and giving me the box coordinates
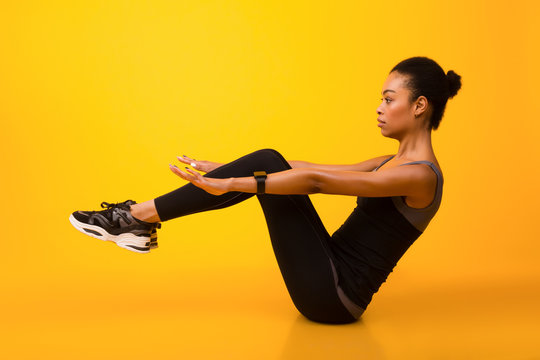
[279,314,387,359]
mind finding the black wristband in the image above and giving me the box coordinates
[253,171,267,194]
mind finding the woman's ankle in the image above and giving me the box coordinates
[130,200,161,223]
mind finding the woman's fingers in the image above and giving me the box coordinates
[177,155,200,169]
[169,164,182,177]
[169,164,191,180]
[178,155,197,161]
[185,168,199,176]
[169,164,202,182]
[176,156,190,164]
[169,163,226,196]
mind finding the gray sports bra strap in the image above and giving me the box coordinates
[399,161,443,182]
[374,155,395,171]
[375,157,443,184]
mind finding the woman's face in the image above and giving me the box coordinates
[376,71,418,139]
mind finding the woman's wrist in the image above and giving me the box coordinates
[227,176,257,193]
[226,168,317,195]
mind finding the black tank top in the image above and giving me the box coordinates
[329,155,444,309]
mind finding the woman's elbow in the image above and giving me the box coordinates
[310,171,354,196]
[310,172,324,194]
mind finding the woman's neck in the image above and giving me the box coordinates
[394,129,434,161]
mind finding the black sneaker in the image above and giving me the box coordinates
[99,200,162,249]
[69,200,156,254]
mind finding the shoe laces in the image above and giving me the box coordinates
[95,201,132,223]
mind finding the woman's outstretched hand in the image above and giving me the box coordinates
[176,155,223,173]
[169,163,230,196]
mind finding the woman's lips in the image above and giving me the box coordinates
[377,118,385,127]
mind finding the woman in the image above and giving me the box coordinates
[69,56,462,324]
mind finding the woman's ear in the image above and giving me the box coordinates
[414,96,429,117]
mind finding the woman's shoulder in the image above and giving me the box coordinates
[405,159,442,180]
[377,156,444,186]
[381,154,441,172]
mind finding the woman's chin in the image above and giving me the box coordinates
[379,128,396,139]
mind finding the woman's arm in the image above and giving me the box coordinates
[227,165,433,198]
[175,154,393,173]
[170,165,317,196]
[288,154,394,172]
[309,165,435,198]
[171,163,434,199]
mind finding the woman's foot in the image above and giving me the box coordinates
[69,200,158,254]
[129,200,161,223]
[122,200,161,249]
[128,199,162,249]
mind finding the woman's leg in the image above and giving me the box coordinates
[256,189,363,324]
[152,148,363,324]
[152,148,280,221]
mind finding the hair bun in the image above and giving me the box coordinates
[446,70,462,98]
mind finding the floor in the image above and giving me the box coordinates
[2,266,539,360]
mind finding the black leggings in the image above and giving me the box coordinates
[153,148,364,324]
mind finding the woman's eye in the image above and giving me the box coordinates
[380,98,392,103]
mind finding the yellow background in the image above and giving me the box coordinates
[1,0,539,359]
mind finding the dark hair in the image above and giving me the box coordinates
[390,56,462,131]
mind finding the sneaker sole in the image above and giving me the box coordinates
[69,214,151,254]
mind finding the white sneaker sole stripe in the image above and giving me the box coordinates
[69,214,150,254]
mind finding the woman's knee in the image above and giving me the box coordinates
[252,148,283,159]
[251,148,291,170]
